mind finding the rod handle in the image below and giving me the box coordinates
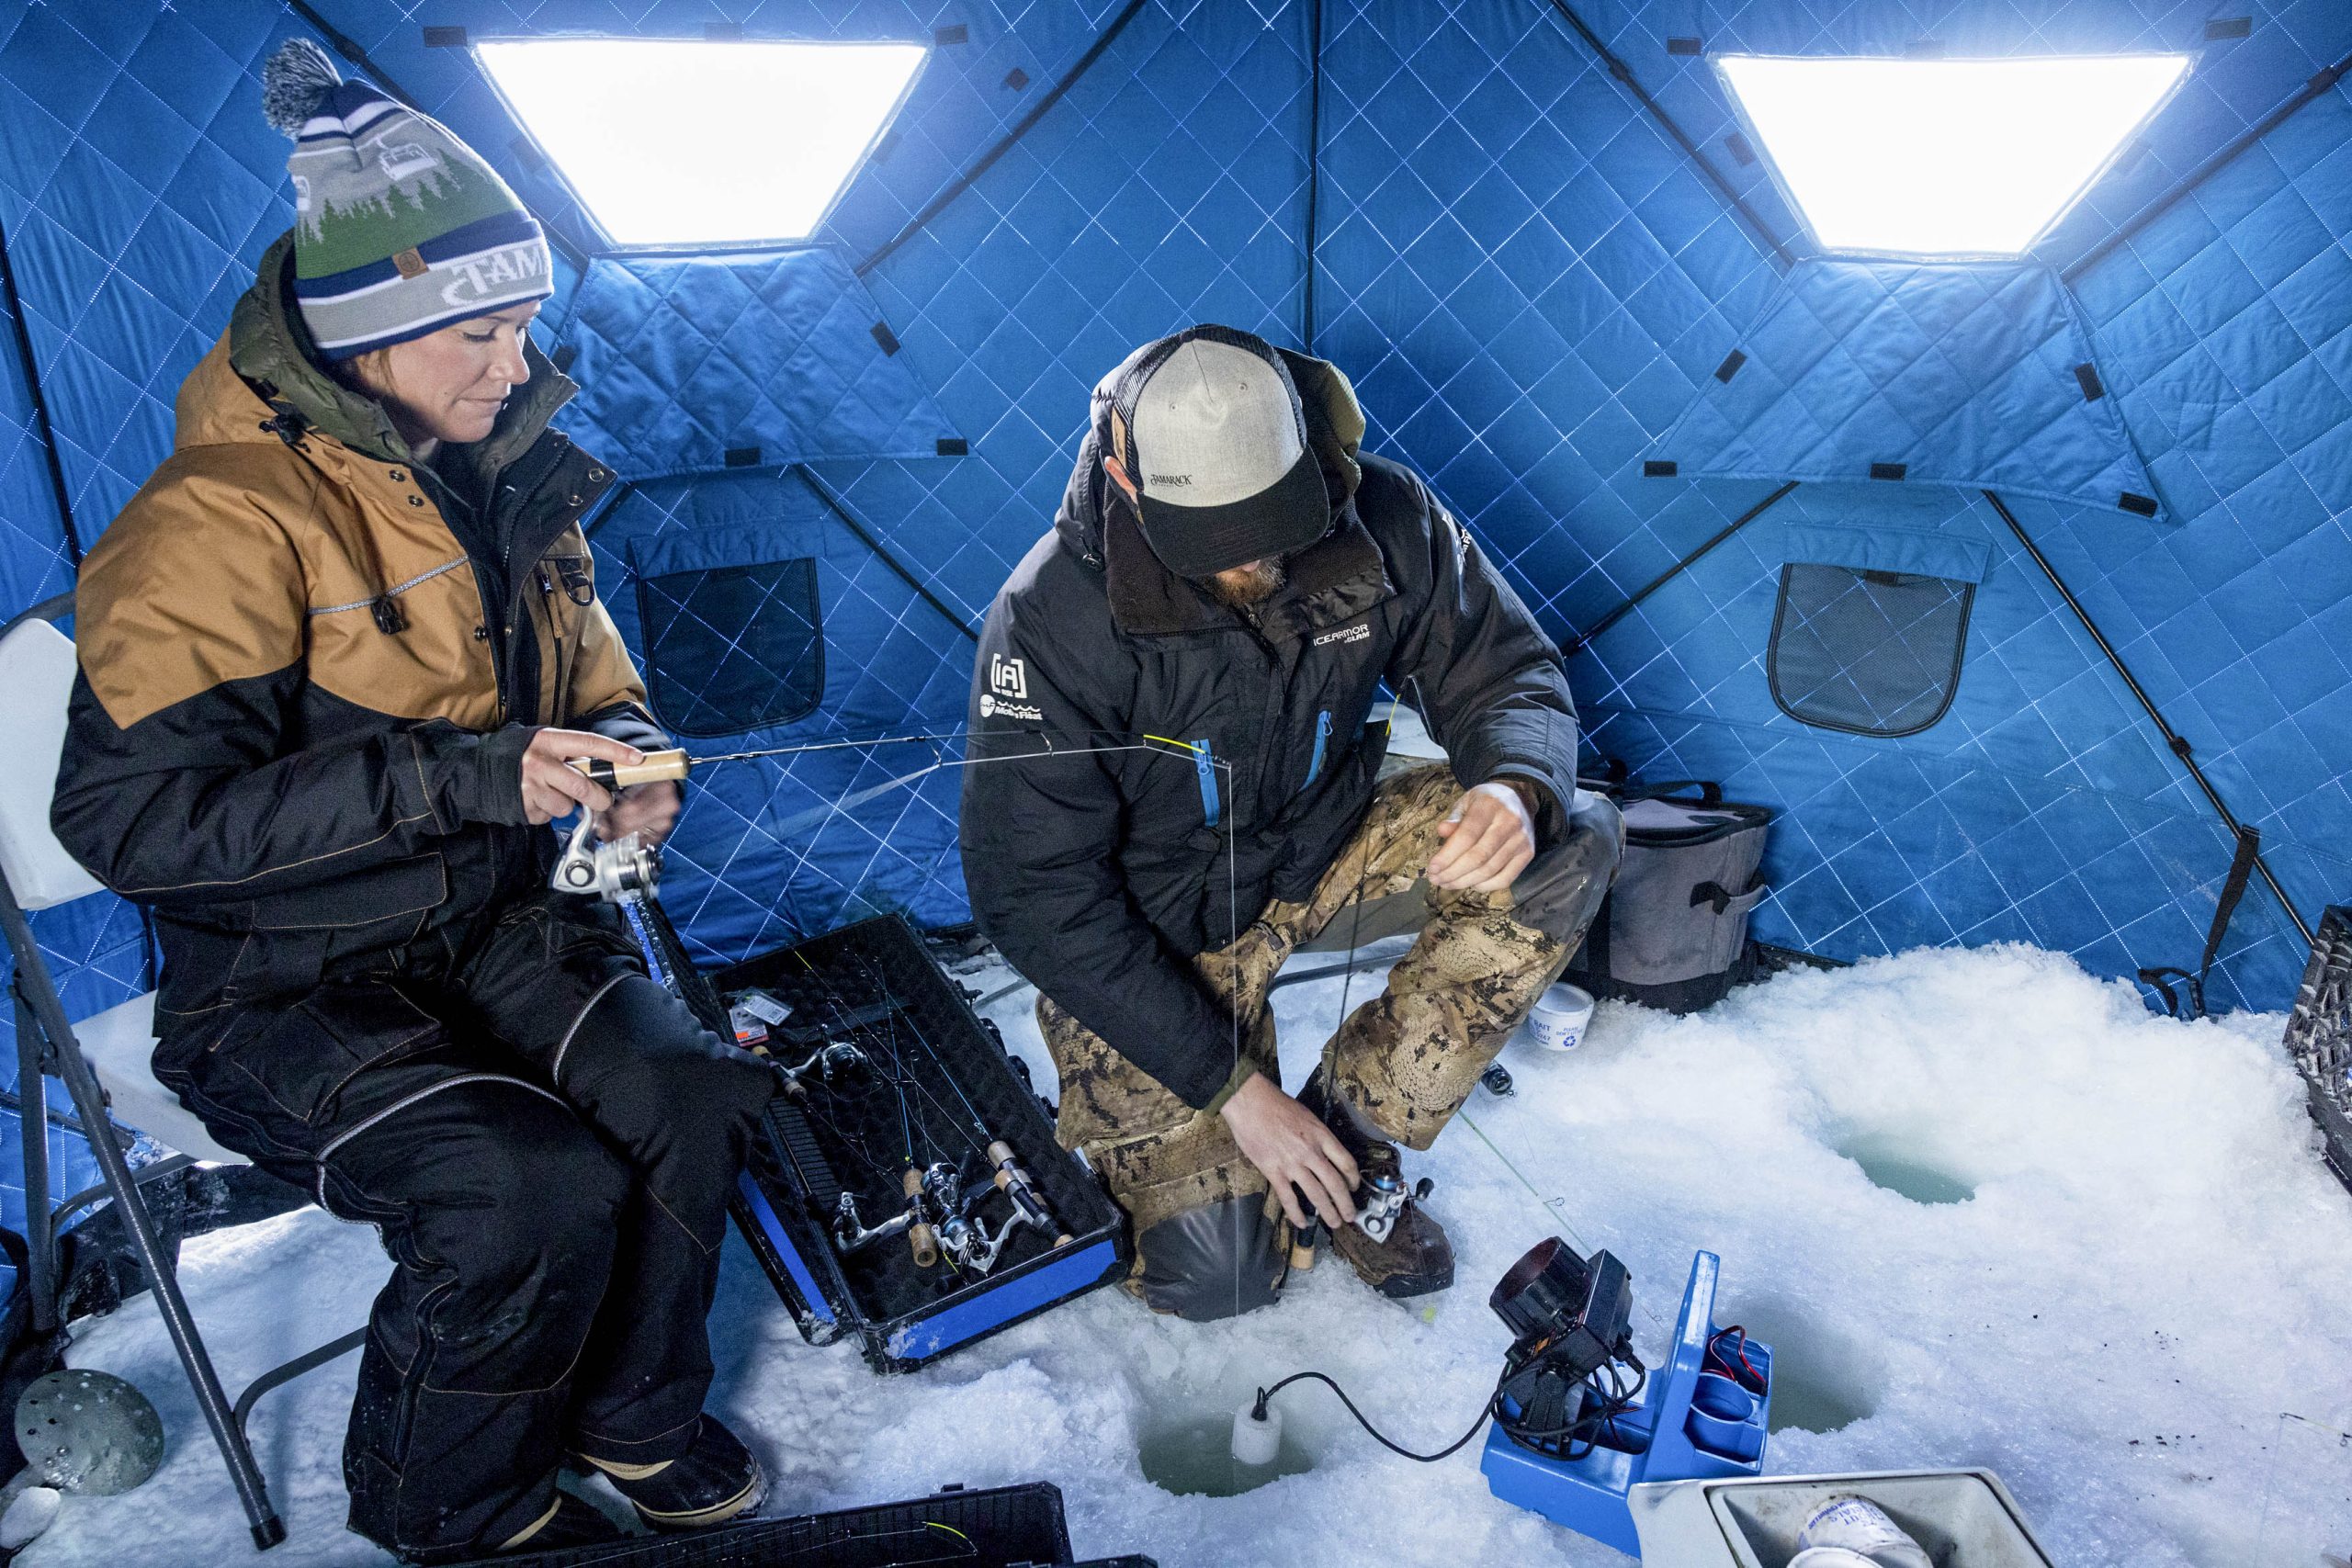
[573,749,691,790]
[987,1139,1015,1168]
[904,1168,939,1269]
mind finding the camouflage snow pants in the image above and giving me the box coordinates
[1039,763,1622,1318]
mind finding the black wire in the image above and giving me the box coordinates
[1254,1368,1506,1463]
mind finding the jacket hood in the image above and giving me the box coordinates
[188,231,575,479]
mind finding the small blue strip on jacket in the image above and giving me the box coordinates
[1304,711,1331,791]
[737,1172,835,1325]
[1193,739,1220,827]
[885,1238,1123,1361]
[1779,524,1993,584]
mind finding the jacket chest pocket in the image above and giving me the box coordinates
[533,552,595,719]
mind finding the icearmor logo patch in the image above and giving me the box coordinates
[1313,621,1371,648]
[989,653,1028,699]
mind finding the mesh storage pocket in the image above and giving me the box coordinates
[636,555,823,737]
[1769,561,1973,738]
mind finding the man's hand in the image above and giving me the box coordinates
[519,728,640,826]
[1427,780,1537,892]
[597,781,682,846]
[1218,1073,1359,1229]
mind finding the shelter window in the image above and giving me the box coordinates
[476,39,926,248]
[1715,53,2188,257]
[636,554,825,737]
[1769,561,1974,738]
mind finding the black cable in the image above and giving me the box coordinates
[1253,1367,1505,1463]
[1301,0,1325,354]
[797,468,979,643]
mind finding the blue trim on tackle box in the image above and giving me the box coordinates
[886,1236,1125,1361]
[736,1170,837,1326]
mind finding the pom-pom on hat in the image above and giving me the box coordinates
[262,38,551,360]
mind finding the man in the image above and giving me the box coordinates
[959,325,1621,1319]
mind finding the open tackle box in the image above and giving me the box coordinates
[700,915,1128,1371]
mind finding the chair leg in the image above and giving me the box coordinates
[0,895,286,1550]
[12,989,56,1336]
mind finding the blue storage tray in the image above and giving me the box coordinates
[1481,1250,1772,1555]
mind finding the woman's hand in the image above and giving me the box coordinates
[518,728,639,826]
[597,781,683,846]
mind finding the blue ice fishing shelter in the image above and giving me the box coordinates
[0,0,2346,1292]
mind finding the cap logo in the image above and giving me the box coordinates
[1149,474,1192,486]
[391,247,428,279]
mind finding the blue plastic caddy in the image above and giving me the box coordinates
[1482,1251,1773,1555]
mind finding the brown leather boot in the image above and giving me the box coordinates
[1297,1072,1455,1299]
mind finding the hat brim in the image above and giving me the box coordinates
[1135,447,1329,579]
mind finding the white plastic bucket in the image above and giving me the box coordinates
[1524,982,1595,1051]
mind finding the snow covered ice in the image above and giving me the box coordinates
[30,943,2352,1566]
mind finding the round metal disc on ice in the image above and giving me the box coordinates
[14,1370,164,1495]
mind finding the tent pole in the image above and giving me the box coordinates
[2064,51,2352,285]
[1982,489,2312,951]
[1535,0,1793,269]
[0,218,81,569]
[1562,479,1796,658]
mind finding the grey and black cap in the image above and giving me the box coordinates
[1103,325,1329,579]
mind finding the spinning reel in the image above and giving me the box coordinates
[830,1140,1069,1277]
[550,815,661,902]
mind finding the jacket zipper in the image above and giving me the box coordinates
[1303,709,1331,792]
[1192,739,1221,828]
[538,565,570,724]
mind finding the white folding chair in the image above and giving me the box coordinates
[0,594,363,1551]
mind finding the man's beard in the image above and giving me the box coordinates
[1204,558,1286,608]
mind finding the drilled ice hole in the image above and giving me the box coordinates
[1832,1130,1976,1206]
[1136,1398,1319,1497]
[1721,1296,1886,1436]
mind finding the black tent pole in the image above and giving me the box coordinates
[1983,489,2312,950]
[1562,479,1796,658]
[0,218,81,569]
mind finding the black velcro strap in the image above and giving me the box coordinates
[870,322,902,355]
[1643,459,1678,478]
[2143,825,2262,1019]
[936,437,968,457]
[2205,17,2252,40]
[724,446,763,468]
[1713,349,1747,383]
[2119,491,2159,517]
[705,21,743,39]
[1003,66,1030,90]
[1725,132,1756,167]
[1667,37,1702,56]
[549,344,578,373]
[1870,461,1908,481]
[2074,363,2105,401]
[934,23,969,45]
[422,25,467,46]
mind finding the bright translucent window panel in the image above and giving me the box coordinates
[1716,54,2190,256]
[476,39,927,247]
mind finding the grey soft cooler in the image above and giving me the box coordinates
[1564,783,1773,1013]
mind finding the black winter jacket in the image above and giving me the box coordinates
[959,347,1580,1109]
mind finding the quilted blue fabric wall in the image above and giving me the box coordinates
[0,0,2346,1281]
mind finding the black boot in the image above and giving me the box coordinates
[578,1416,766,1532]
[1296,1071,1454,1299]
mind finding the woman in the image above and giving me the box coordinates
[51,40,774,1562]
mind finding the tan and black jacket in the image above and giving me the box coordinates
[53,233,662,1026]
